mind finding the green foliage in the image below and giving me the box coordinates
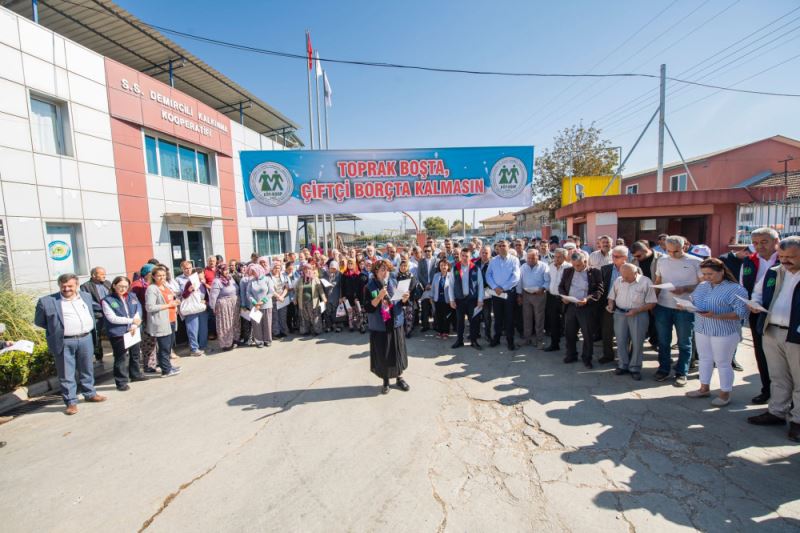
[0,284,52,394]
[423,216,449,237]
[534,122,618,211]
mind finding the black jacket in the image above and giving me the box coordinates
[80,279,112,318]
[559,267,603,303]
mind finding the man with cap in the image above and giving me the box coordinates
[130,264,158,373]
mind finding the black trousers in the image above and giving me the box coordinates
[109,335,142,387]
[564,303,595,362]
[601,309,615,359]
[455,297,480,343]
[482,300,493,339]
[91,317,104,360]
[421,298,433,330]
[514,298,524,336]
[434,299,451,334]
[750,313,770,396]
[545,293,563,348]
[492,290,517,347]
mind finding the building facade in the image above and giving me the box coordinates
[0,5,300,293]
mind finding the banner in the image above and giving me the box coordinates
[240,146,534,216]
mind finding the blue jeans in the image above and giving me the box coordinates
[655,304,695,376]
[184,310,209,352]
[54,334,97,406]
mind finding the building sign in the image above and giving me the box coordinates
[240,147,534,216]
[104,58,232,156]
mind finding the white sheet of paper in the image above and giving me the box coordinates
[0,339,34,355]
[320,278,332,288]
[561,295,581,303]
[318,301,326,314]
[391,279,411,301]
[123,328,141,349]
[652,282,675,290]
[239,309,250,321]
[276,297,291,310]
[484,288,494,299]
[495,291,508,300]
[673,297,699,312]
[188,272,201,289]
[249,308,263,323]
[473,306,483,318]
[735,295,767,313]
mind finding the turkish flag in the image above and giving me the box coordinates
[306,31,313,71]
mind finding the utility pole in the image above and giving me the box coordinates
[462,208,466,241]
[779,156,794,186]
[656,63,666,193]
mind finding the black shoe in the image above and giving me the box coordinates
[747,411,786,425]
[396,378,410,391]
[631,372,642,381]
[381,385,390,394]
[654,371,670,382]
[489,340,500,347]
[421,327,430,332]
[751,393,770,405]
[451,341,464,349]
[144,367,158,374]
[563,355,578,363]
[584,360,593,369]
[116,384,130,391]
[732,360,744,372]
[789,422,800,443]
[471,341,482,350]
[543,345,560,352]
[130,376,147,382]
[614,368,629,376]
[508,344,518,351]
[598,356,615,364]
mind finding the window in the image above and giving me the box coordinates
[640,219,657,231]
[144,133,217,185]
[670,173,687,192]
[790,216,800,226]
[626,184,638,195]
[253,230,287,256]
[45,222,87,277]
[30,95,71,156]
[740,213,754,222]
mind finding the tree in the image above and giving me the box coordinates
[423,216,449,236]
[534,122,618,211]
[450,220,472,233]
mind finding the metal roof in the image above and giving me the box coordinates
[3,0,303,146]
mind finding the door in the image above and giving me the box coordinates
[169,231,186,272]
[186,231,205,269]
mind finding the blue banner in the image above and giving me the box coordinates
[240,146,534,216]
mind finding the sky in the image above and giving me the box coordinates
[118,0,800,234]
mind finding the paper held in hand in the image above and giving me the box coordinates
[473,306,483,318]
[673,297,699,312]
[320,278,332,288]
[484,288,494,299]
[240,309,250,321]
[651,282,675,290]
[249,308,263,323]
[561,295,581,304]
[0,339,34,355]
[391,279,411,302]
[188,272,201,289]
[735,295,768,313]
[123,328,141,349]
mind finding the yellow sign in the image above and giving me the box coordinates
[561,175,617,206]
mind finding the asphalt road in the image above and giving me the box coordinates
[1,330,798,532]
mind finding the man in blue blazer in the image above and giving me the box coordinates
[35,273,107,415]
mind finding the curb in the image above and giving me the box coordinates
[0,365,114,416]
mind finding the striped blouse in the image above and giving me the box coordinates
[690,280,749,337]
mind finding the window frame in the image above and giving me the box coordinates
[29,92,73,157]
[626,184,639,195]
[44,221,88,277]
[142,130,217,186]
[252,230,288,256]
[669,173,688,192]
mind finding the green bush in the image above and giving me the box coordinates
[0,284,52,394]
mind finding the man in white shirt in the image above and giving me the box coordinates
[740,227,780,405]
[607,263,658,381]
[748,237,800,441]
[544,248,570,352]
[589,235,613,268]
[35,273,107,415]
[653,235,702,386]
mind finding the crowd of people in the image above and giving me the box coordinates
[32,229,800,443]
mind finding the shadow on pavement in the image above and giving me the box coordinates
[228,385,380,420]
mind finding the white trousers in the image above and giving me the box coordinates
[695,331,738,392]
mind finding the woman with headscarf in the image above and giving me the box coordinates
[247,265,275,347]
[237,264,257,346]
[365,259,411,394]
[209,263,240,351]
[295,263,326,336]
[396,259,420,338]
[270,261,291,339]
[323,260,343,333]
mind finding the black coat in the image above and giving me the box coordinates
[559,267,604,303]
[80,279,112,318]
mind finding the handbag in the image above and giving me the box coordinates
[336,303,347,318]
[179,291,206,317]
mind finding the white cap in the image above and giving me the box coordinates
[563,242,577,250]
[689,244,711,258]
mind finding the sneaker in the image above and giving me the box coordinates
[673,375,688,387]
[255,342,264,348]
[654,371,669,382]
[731,360,744,372]
[711,396,731,407]
[189,350,205,357]
[162,367,181,378]
[144,367,159,374]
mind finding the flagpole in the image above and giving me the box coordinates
[305,31,315,149]
[314,53,322,150]
[323,84,330,149]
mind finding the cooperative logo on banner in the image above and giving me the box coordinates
[48,240,71,261]
[490,157,527,198]
[249,162,293,206]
